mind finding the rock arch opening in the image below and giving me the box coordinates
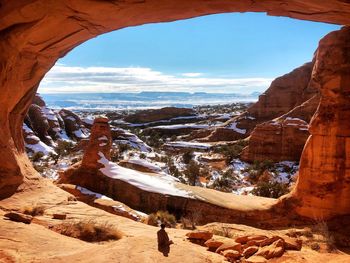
[1,1,350,221]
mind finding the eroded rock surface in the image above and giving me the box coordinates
[291,26,350,219]
[1,0,350,218]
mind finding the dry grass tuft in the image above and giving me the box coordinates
[53,219,122,242]
[146,210,176,227]
[23,204,46,216]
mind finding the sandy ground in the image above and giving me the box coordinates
[0,179,349,262]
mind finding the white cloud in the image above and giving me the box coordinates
[181,72,203,77]
[38,65,273,94]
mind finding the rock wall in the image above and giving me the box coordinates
[200,61,317,142]
[1,0,350,219]
[241,94,320,162]
[291,26,350,219]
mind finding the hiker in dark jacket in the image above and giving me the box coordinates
[157,223,173,256]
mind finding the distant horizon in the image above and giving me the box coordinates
[38,13,339,94]
[38,90,262,95]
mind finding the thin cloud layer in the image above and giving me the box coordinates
[39,65,273,93]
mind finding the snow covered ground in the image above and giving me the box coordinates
[98,152,192,197]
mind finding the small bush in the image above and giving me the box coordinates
[54,219,122,242]
[147,210,176,227]
[56,140,75,156]
[139,153,146,159]
[118,143,131,153]
[244,160,275,183]
[184,160,200,186]
[252,181,289,198]
[30,152,44,162]
[23,204,46,216]
[211,224,233,238]
[211,169,240,192]
[214,139,248,164]
[182,150,193,164]
[110,148,119,162]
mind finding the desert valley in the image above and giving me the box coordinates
[1,1,350,263]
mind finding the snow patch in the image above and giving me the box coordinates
[98,152,191,197]
[227,122,246,134]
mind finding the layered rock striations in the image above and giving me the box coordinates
[241,94,320,162]
[199,62,317,143]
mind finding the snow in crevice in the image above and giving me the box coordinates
[227,122,246,134]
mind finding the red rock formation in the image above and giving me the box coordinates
[241,95,319,162]
[124,107,195,124]
[248,62,315,121]
[291,26,350,219]
[59,109,88,140]
[81,117,112,170]
[1,0,350,219]
[200,62,317,142]
[241,117,310,162]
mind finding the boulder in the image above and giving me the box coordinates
[242,246,259,258]
[283,237,302,251]
[4,212,33,224]
[222,249,241,260]
[258,236,283,247]
[215,240,242,254]
[244,255,267,263]
[256,239,284,259]
[186,230,213,241]
[204,239,224,251]
[235,235,267,244]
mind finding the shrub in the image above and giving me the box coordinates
[139,153,146,159]
[54,219,122,242]
[184,160,200,186]
[118,143,131,153]
[23,204,46,216]
[211,169,239,192]
[211,224,233,238]
[182,150,193,164]
[214,139,248,164]
[110,148,119,162]
[30,152,44,162]
[244,160,274,183]
[147,210,176,227]
[252,181,289,198]
[56,140,75,156]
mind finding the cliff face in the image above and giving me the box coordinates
[247,62,316,121]
[241,94,320,162]
[292,26,350,219]
[200,61,317,143]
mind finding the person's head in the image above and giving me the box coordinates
[160,223,166,229]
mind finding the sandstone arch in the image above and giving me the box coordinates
[1,0,350,220]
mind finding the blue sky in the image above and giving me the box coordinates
[39,12,339,94]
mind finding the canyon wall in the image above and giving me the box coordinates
[0,0,350,219]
